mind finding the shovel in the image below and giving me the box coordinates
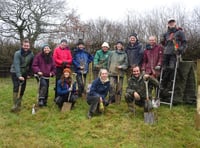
[144,80,155,124]
[17,80,24,98]
[61,90,72,112]
[61,73,77,112]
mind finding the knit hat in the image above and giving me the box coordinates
[116,41,123,46]
[41,44,50,51]
[77,39,84,46]
[63,68,71,74]
[60,39,68,44]
[129,33,137,38]
[101,42,109,48]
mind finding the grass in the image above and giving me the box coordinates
[0,77,200,148]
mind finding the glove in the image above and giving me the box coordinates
[61,61,68,68]
[155,65,161,70]
[99,102,104,112]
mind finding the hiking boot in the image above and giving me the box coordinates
[38,99,44,107]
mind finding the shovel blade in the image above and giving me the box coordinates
[61,102,72,112]
[144,112,155,124]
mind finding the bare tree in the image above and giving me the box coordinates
[0,0,67,47]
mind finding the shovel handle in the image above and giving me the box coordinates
[17,81,24,98]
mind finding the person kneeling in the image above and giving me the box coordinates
[125,65,159,114]
[55,68,78,110]
[87,69,110,119]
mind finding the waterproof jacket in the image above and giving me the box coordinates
[161,27,187,55]
[141,44,163,75]
[126,74,159,99]
[10,49,34,77]
[32,52,56,77]
[88,78,110,100]
[57,79,76,96]
[93,49,111,69]
[53,46,72,67]
[73,48,93,74]
[125,42,143,67]
[107,50,128,77]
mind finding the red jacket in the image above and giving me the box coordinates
[141,44,163,77]
[53,46,72,67]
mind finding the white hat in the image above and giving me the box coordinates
[168,18,175,24]
[101,42,109,48]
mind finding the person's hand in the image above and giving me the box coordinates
[155,65,161,70]
[117,65,122,69]
[68,87,72,91]
[134,92,140,100]
[38,72,43,76]
[61,61,68,68]
[143,74,150,80]
[18,76,24,81]
[79,66,84,70]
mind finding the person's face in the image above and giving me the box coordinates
[102,46,109,52]
[78,44,84,49]
[100,69,108,81]
[22,42,30,51]
[116,43,123,50]
[60,41,68,49]
[168,22,176,28]
[133,67,140,78]
[43,46,51,54]
[148,37,156,46]
[129,36,137,44]
[64,71,70,78]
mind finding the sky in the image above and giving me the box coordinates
[67,0,200,21]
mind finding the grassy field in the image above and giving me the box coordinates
[0,77,200,148]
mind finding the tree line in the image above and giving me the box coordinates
[0,0,200,66]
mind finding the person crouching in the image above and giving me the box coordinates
[55,68,78,110]
[87,69,110,119]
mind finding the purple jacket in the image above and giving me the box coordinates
[32,52,56,77]
[141,44,163,76]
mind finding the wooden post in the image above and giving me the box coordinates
[195,59,200,129]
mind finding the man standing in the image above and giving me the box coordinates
[141,36,163,78]
[10,39,34,112]
[93,42,111,79]
[125,33,143,79]
[53,39,72,97]
[73,40,93,97]
[160,19,187,90]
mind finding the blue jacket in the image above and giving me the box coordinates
[72,48,93,74]
[88,78,110,100]
[57,79,76,96]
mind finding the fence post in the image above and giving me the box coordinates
[195,59,200,130]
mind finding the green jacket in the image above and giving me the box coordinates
[10,49,34,77]
[93,49,111,69]
[126,74,159,99]
[107,50,128,77]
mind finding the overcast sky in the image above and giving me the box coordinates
[67,0,200,21]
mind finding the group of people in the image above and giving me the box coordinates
[10,18,187,120]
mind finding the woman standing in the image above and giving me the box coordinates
[32,44,56,107]
[107,41,128,104]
